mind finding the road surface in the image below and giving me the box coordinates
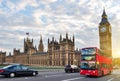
[0,69,120,81]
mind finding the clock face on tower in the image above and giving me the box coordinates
[100,26,106,32]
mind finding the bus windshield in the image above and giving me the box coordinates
[81,61,96,69]
[81,48,96,55]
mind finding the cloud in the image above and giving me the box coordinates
[0,0,120,58]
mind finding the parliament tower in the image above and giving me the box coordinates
[99,9,112,57]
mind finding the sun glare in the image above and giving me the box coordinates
[113,51,120,58]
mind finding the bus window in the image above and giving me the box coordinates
[81,56,95,61]
[81,61,96,69]
[89,61,96,69]
[81,48,96,55]
[81,62,89,69]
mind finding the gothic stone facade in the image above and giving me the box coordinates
[0,34,81,66]
[0,51,6,64]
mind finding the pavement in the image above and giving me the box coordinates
[112,69,120,74]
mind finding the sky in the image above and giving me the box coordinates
[0,0,120,58]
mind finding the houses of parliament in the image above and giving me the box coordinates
[0,9,112,66]
[0,33,81,66]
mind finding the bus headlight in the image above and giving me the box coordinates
[93,71,95,73]
[81,70,83,72]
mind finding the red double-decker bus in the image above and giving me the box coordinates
[80,47,112,76]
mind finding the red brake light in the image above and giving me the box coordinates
[0,70,4,72]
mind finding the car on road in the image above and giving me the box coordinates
[64,65,79,73]
[0,64,38,77]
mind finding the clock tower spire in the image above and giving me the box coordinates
[100,9,109,25]
[99,9,112,57]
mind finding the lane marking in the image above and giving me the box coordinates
[61,77,84,81]
[45,73,78,77]
[108,78,114,81]
[39,71,64,75]
[25,77,28,79]
[45,74,63,77]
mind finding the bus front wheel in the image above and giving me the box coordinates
[102,71,104,76]
[109,70,112,74]
[98,71,102,77]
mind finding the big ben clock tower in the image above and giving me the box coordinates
[99,9,112,57]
